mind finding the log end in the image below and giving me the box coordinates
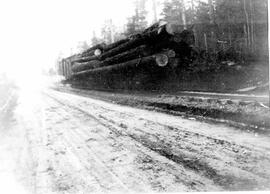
[155,54,169,67]
[94,49,102,56]
[167,50,176,58]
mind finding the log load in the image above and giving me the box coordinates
[73,50,175,77]
[72,54,99,64]
[72,39,130,63]
[72,22,194,66]
[98,24,176,60]
[73,56,156,77]
[102,38,130,52]
[102,45,151,65]
[62,20,196,85]
[72,60,101,73]
[71,36,192,73]
[72,45,152,72]
[71,44,178,73]
[96,21,194,59]
[81,43,106,57]
[72,39,171,64]
[77,39,130,60]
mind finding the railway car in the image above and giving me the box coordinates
[57,54,79,79]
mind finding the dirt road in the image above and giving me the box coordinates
[1,86,270,193]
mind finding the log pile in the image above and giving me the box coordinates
[64,21,194,89]
[59,22,194,90]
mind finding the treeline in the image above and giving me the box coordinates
[87,0,268,62]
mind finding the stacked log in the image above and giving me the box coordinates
[67,21,194,79]
[80,43,106,57]
[74,50,176,77]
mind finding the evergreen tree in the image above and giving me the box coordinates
[77,41,89,52]
[101,19,116,44]
[162,0,196,28]
[125,0,148,36]
[91,31,103,46]
[161,0,183,25]
[194,0,211,25]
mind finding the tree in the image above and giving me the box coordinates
[214,0,266,50]
[152,0,158,23]
[161,0,189,25]
[77,41,89,52]
[91,31,103,46]
[159,0,268,61]
[125,16,137,36]
[125,0,148,36]
[208,0,215,24]
[113,31,126,42]
[194,0,211,25]
[101,19,116,44]
[162,0,182,25]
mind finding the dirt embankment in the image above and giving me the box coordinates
[53,85,270,132]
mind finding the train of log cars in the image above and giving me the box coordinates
[57,21,195,82]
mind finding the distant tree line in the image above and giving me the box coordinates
[88,0,268,62]
[162,0,268,62]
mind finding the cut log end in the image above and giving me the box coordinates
[155,54,168,67]
[167,50,176,58]
[94,49,102,56]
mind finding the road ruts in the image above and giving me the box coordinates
[43,89,270,191]
[43,92,220,192]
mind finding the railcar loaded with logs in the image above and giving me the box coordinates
[58,21,195,90]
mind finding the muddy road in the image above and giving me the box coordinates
[0,86,270,193]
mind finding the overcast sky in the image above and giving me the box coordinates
[0,0,135,77]
[0,0,168,79]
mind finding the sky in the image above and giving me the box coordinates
[0,0,168,81]
[0,0,145,80]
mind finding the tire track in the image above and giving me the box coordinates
[96,115,267,190]
[43,108,103,193]
[44,98,131,192]
[76,98,270,152]
[98,114,270,180]
[45,91,270,190]
[74,97,270,179]
[46,92,221,191]
[46,93,237,189]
